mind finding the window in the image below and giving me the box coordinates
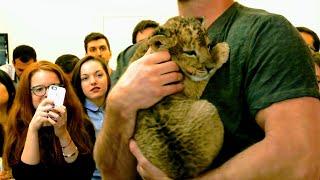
[0,33,9,65]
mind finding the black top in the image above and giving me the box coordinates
[11,121,96,180]
[12,153,95,180]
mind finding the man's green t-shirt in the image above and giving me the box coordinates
[203,2,319,167]
[111,2,319,169]
[110,44,136,86]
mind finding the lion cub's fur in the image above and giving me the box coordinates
[131,16,229,179]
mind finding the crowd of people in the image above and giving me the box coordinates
[0,16,158,179]
[0,0,320,179]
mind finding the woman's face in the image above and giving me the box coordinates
[80,60,109,104]
[0,82,9,108]
[30,70,61,108]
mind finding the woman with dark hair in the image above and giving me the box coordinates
[71,56,110,180]
[0,69,15,178]
[3,61,95,179]
[0,69,16,144]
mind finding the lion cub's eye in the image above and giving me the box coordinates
[184,50,197,57]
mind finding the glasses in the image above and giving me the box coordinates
[31,84,63,97]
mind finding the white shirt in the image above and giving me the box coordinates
[0,64,15,80]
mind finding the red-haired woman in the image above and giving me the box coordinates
[3,61,95,179]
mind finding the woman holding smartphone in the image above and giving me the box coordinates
[3,61,95,179]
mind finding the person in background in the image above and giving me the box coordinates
[297,26,320,52]
[0,69,15,150]
[0,69,15,179]
[312,52,320,91]
[55,54,80,82]
[3,61,95,179]
[132,20,159,44]
[297,27,320,92]
[71,56,110,180]
[94,0,320,179]
[110,20,159,86]
[0,45,37,87]
[84,32,112,74]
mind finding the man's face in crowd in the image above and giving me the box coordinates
[136,27,156,43]
[13,58,35,78]
[86,38,111,63]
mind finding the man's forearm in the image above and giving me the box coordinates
[94,105,137,179]
[197,98,320,179]
[198,137,318,179]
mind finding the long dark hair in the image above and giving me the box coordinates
[0,69,16,156]
[0,69,16,112]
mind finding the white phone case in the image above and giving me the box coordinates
[47,85,66,107]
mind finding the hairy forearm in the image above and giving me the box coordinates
[94,103,138,180]
[198,138,317,179]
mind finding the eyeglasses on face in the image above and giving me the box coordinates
[30,84,63,97]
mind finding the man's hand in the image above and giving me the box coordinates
[129,139,172,180]
[95,49,183,180]
[110,49,183,111]
[107,49,184,137]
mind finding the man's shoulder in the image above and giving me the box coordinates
[210,3,291,42]
[235,3,288,26]
[111,44,139,85]
[0,63,14,70]
[117,44,138,60]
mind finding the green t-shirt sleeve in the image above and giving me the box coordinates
[244,15,320,116]
[110,45,137,86]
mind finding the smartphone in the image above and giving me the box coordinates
[47,85,66,107]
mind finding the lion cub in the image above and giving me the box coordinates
[131,16,229,179]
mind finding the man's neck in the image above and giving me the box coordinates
[177,0,234,28]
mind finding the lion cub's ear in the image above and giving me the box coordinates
[195,16,207,28]
[195,16,205,25]
[149,27,177,51]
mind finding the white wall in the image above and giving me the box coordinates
[0,0,178,69]
[1,0,319,69]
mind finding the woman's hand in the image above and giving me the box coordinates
[129,139,172,180]
[48,105,68,138]
[29,99,56,132]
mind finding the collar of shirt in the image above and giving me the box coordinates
[84,98,104,112]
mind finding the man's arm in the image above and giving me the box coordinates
[198,97,320,179]
[93,50,183,179]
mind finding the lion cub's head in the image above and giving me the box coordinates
[148,16,229,82]
[130,16,229,98]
